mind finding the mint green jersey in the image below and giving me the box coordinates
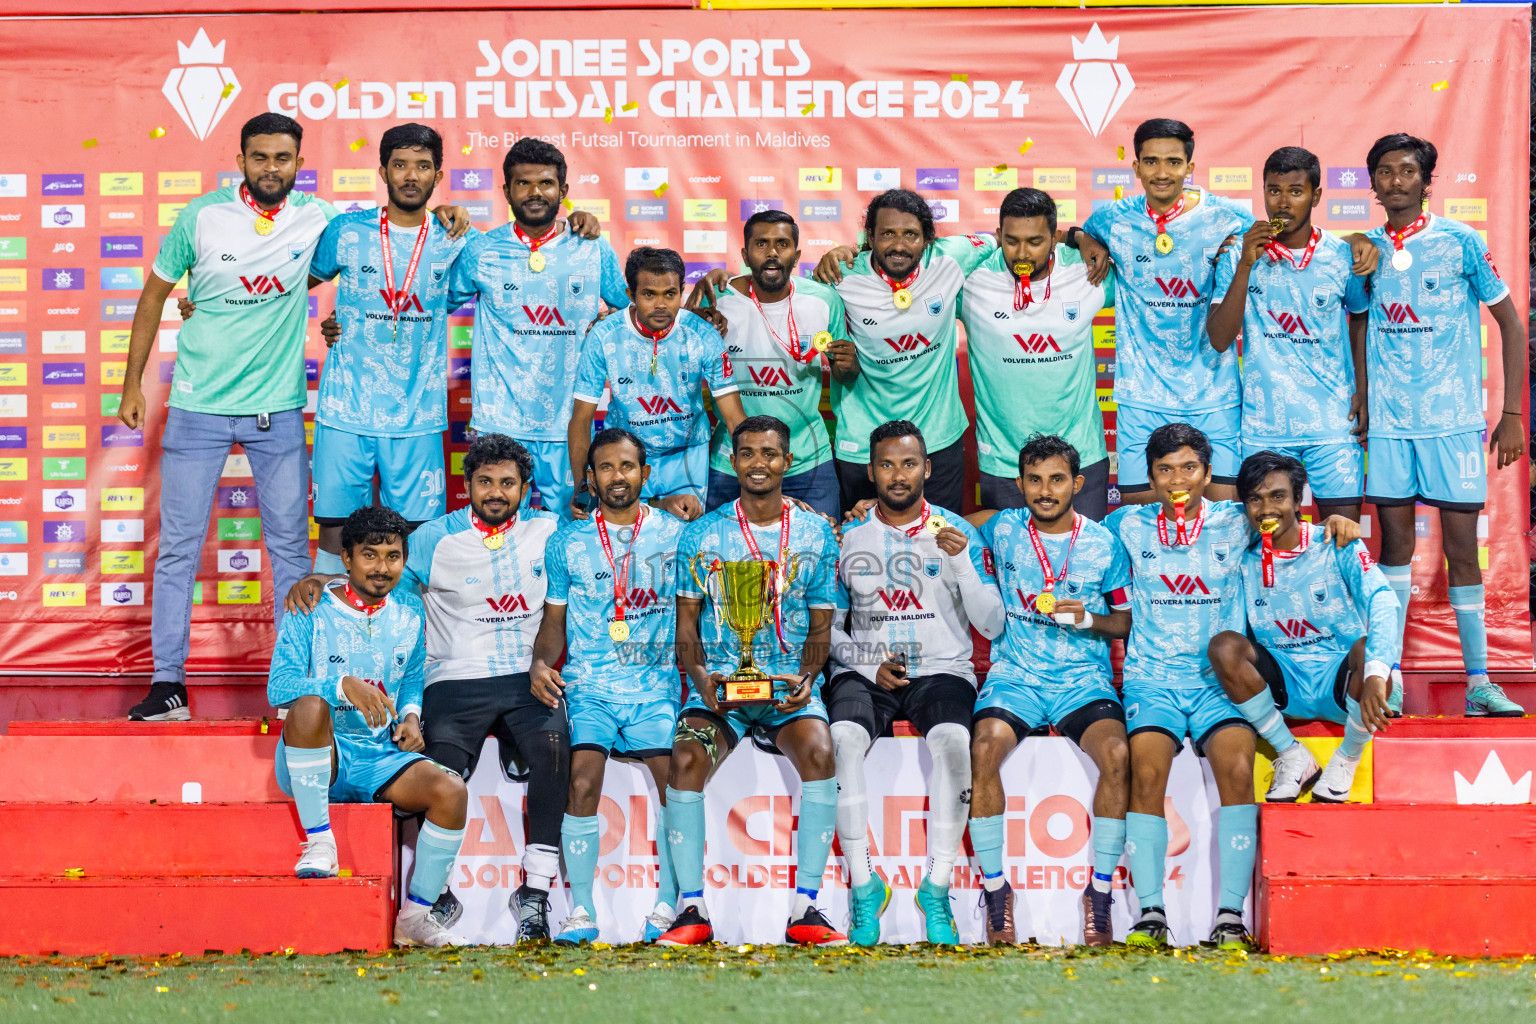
[960,245,1112,476]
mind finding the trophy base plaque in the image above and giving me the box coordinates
[718,670,777,708]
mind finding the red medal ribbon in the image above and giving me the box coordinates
[873,262,919,296]
[1013,254,1054,312]
[340,582,387,616]
[469,510,515,544]
[875,499,930,539]
[1265,225,1321,269]
[379,208,431,337]
[514,221,560,255]
[1384,212,1429,253]
[734,498,793,653]
[1027,512,1084,597]
[1146,192,1188,237]
[595,506,645,629]
[749,282,814,365]
[239,184,286,229]
[1157,498,1206,548]
[1261,530,1275,588]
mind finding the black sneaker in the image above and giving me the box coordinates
[1205,907,1253,951]
[431,887,463,930]
[785,905,848,946]
[128,681,190,721]
[510,884,551,943]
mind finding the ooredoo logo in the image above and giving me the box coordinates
[162,29,241,141]
[1056,24,1135,137]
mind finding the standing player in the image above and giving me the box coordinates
[970,434,1133,947]
[308,123,471,572]
[658,416,846,947]
[1208,451,1397,803]
[530,428,687,945]
[962,188,1114,519]
[1359,133,1527,716]
[1208,146,1370,521]
[449,138,624,515]
[828,421,1004,945]
[569,248,746,521]
[267,505,467,947]
[812,189,996,512]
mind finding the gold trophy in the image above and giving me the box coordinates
[689,556,801,707]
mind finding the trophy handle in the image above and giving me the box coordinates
[687,552,714,594]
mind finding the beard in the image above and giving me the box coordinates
[245,173,294,207]
[388,181,433,213]
[879,487,921,512]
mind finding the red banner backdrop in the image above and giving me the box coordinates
[0,6,1527,674]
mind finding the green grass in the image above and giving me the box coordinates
[2,945,1533,1023]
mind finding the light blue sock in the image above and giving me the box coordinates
[970,814,1005,882]
[284,745,333,835]
[795,778,839,900]
[1217,804,1259,910]
[1235,690,1296,754]
[654,800,678,909]
[409,820,466,906]
[313,548,344,575]
[1091,816,1126,892]
[1381,565,1412,655]
[1340,695,1372,759]
[666,787,707,908]
[1125,811,1167,910]
[561,813,601,917]
[1448,584,1489,677]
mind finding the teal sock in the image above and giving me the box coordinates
[285,745,333,835]
[1235,690,1296,754]
[561,813,601,917]
[1125,811,1167,910]
[666,787,706,904]
[1381,565,1412,655]
[1217,804,1259,910]
[312,548,344,575]
[1448,584,1489,676]
[654,800,678,909]
[795,778,839,899]
[409,820,466,906]
[1091,816,1126,892]
[1340,695,1372,759]
[970,814,1005,880]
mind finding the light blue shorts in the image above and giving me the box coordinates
[1117,404,1241,490]
[312,423,445,522]
[569,696,680,759]
[643,445,709,501]
[1241,440,1364,504]
[1260,646,1351,724]
[519,437,576,518]
[974,668,1122,740]
[1366,431,1486,510]
[1122,682,1251,755]
[275,730,430,804]
[681,683,828,753]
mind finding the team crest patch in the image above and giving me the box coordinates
[926,296,943,316]
[1204,246,1220,266]
[289,244,305,261]
[431,261,448,283]
[394,643,408,668]
[1063,301,1080,323]
[1420,271,1440,293]
[531,558,544,579]
[924,557,942,579]
[1311,286,1331,309]
[569,276,586,296]
[1212,543,1230,564]
[1311,584,1329,604]
[1065,574,1084,596]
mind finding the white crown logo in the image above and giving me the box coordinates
[162,28,241,142]
[1071,24,1120,62]
[177,28,225,65]
[1056,23,1136,138]
[1453,750,1532,805]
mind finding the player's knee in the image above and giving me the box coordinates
[925,722,969,764]
[829,720,871,764]
[1207,631,1249,672]
[282,696,332,742]
[568,771,602,810]
[430,771,469,826]
[668,740,710,785]
[1130,756,1168,797]
[798,734,837,780]
[1099,740,1131,787]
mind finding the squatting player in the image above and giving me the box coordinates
[659,415,846,947]
[267,505,467,948]
[828,421,1003,945]
[570,247,746,521]
[1359,133,1527,717]
[531,428,687,945]
[1208,451,1397,804]
[971,434,1133,947]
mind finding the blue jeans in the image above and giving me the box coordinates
[705,459,839,519]
[151,408,311,683]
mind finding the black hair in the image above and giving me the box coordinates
[625,246,685,292]
[732,414,791,454]
[341,504,410,558]
[1133,118,1195,160]
[1237,450,1307,506]
[379,122,442,171]
[868,419,927,462]
[588,427,647,469]
[998,187,1058,236]
[240,113,302,153]
[1145,422,1212,474]
[463,432,534,485]
[1263,146,1321,190]
[502,137,567,187]
[744,209,799,246]
[1018,433,1081,478]
[860,189,936,251]
[1366,133,1437,188]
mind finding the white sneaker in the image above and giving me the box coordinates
[1312,749,1362,803]
[394,902,458,947]
[642,902,675,943]
[1265,745,1321,802]
[294,832,338,878]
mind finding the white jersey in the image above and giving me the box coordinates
[401,506,560,684]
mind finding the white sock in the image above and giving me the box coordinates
[829,720,874,888]
[983,873,1006,892]
[924,723,972,890]
[791,891,813,917]
[523,842,559,892]
[682,893,709,919]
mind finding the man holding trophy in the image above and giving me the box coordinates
[657,415,847,948]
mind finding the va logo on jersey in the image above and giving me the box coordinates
[1063,301,1080,323]
[1420,271,1440,294]
[485,593,529,613]
[637,396,684,415]
[626,587,660,609]
[1276,619,1321,639]
[1379,302,1419,324]
[1014,333,1061,353]
[1160,574,1209,595]
[240,275,285,295]
[380,289,423,313]
[1267,311,1310,336]
[885,333,931,353]
[749,365,792,388]
[923,558,942,579]
[876,588,923,611]
[522,305,565,326]
[1155,278,1201,300]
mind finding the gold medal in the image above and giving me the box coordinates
[1154,232,1173,255]
[1035,591,1057,615]
[812,331,832,353]
[528,251,546,272]
[1259,516,1280,535]
[609,620,630,643]
[1268,217,1284,232]
[893,288,913,310]
[924,515,947,534]
[483,532,505,551]
[1391,249,1412,272]
[1169,490,1190,505]
[1013,261,1034,277]
[254,217,274,236]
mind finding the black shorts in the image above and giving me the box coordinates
[422,673,570,781]
[1251,642,1352,717]
[823,671,975,738]
[974,699,1125,747]
[676,706,828,759]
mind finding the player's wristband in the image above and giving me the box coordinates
[1054,610,1094,629]
[1065,226,1081,249]
[1364,660,1392,682]
[334,676,350,706]
[1073,611,1095,631]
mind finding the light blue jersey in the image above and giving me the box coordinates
[1105,499,1250,688]
[675,502,838,679]
[981,510,1132,691]
[573,309,740,456]
[1214,230,1369,445]
[448,225,628,440]
[267,584,427,736]
[545,509,687,704]
[310,210,471,436]
[1362,214,1509,439]
[1082,189,1253,412]
[1242,524,1399,674]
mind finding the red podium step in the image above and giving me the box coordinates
[1372,733,1536,804]
[0,734,283,802]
